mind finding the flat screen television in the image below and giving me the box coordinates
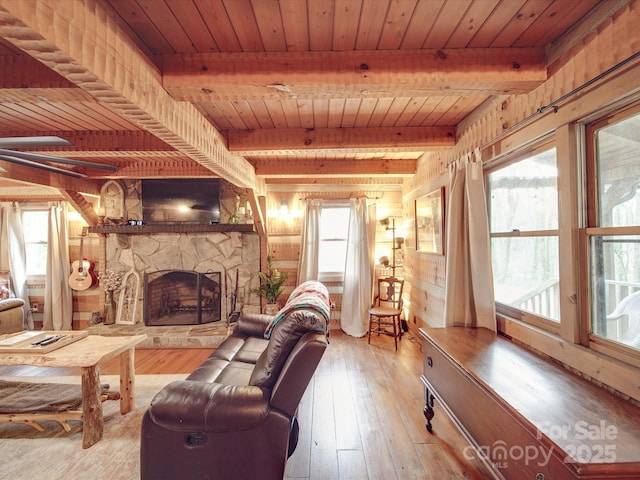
[142,178,221,224]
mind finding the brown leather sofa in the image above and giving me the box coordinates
[140,281,331,480]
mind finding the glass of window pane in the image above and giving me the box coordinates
[491,236,560,321]
[590,235,640,347]
[488,148,558,232]
[595,115,640,228]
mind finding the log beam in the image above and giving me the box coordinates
[0,159,100,194]
[230,127,455,155]
[162,49,547,101]
[251,158,416,177]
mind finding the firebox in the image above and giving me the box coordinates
[144,270,222,326]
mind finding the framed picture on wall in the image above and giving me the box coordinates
[415,187,445,254]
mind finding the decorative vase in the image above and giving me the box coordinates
[263,303,280,316]
[104,290,116,325]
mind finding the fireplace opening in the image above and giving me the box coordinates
[144,270,222,326]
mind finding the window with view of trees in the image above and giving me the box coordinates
[318,205,350,282]
[487,145,561,325]
[586,103,640,351]
[21,209,48,276]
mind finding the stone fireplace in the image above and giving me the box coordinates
[98,179,261,327]
[103,230,260,326]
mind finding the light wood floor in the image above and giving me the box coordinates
[0,329,491,479]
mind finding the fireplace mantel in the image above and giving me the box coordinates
[88,224,255,235]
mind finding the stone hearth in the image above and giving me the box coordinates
[87,321,230,348]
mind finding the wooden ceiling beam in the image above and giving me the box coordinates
[163,49,546,101]
[61,189,100,226]
[111,159,219,178]
[0,130,174,152]
[0,0,259,192]
[0,159,100,194]
[230,127,454,155]
[251,158,416,177]
[265,177,404,186]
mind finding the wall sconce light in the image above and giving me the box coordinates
[279,200,289,217]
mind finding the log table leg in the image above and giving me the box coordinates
[81,365,104,449]
[119,347,135,414]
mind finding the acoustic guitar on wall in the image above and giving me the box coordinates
[69,227,97,291]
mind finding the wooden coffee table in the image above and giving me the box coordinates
[0,333,147,448]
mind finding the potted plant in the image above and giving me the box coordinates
[251,255,288,315]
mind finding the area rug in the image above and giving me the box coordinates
[0,374,186,480]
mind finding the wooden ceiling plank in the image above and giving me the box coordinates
[467,0,527,47]
[0,0,257,190]
[136,0,197,53]
[354,0,389,50]
[401,0,445,49]
[328,98,347,129]
[2,101,80,131]
[381,97,413,127]
[332,0,362,51]
[193,0,242,52]
[225,100,259,130]
[278,0,309,52]
[106,0,174,55]
[162,48,547,101]
[395,96,428,126]
[166,0,220,53]
[368,98,395,128]
[490,0,555,48]
[354,97,379,128]
[445,0,497,48]
[377,0,419,50]
[340,98,362,128]
[0,107,52,131]
[313,99,330,129]
[251,0,287,52]
[222,0,264,51]
[195,101,236,131]
[263,99,290,129]
[229,126,455,154]
[247,100,276,129]
[423,0,473,48]
[307,0,334,51]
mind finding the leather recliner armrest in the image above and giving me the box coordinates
[148,381,271,432]
[236,312,274,337]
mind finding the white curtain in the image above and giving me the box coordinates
[444,149,497,331]
[340,198,375,337]
[297,198,322,283]
[0,202,33,329]
[43,202,73,330]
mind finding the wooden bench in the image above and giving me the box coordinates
[419,327,640,480]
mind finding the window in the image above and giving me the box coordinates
[585,103,640,352]
[22,209,48,276]
[318,205,350,282]
[487,145,561,326]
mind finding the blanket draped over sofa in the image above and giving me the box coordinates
[140,280,331,480]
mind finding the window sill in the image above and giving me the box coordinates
[497,314,640,403]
